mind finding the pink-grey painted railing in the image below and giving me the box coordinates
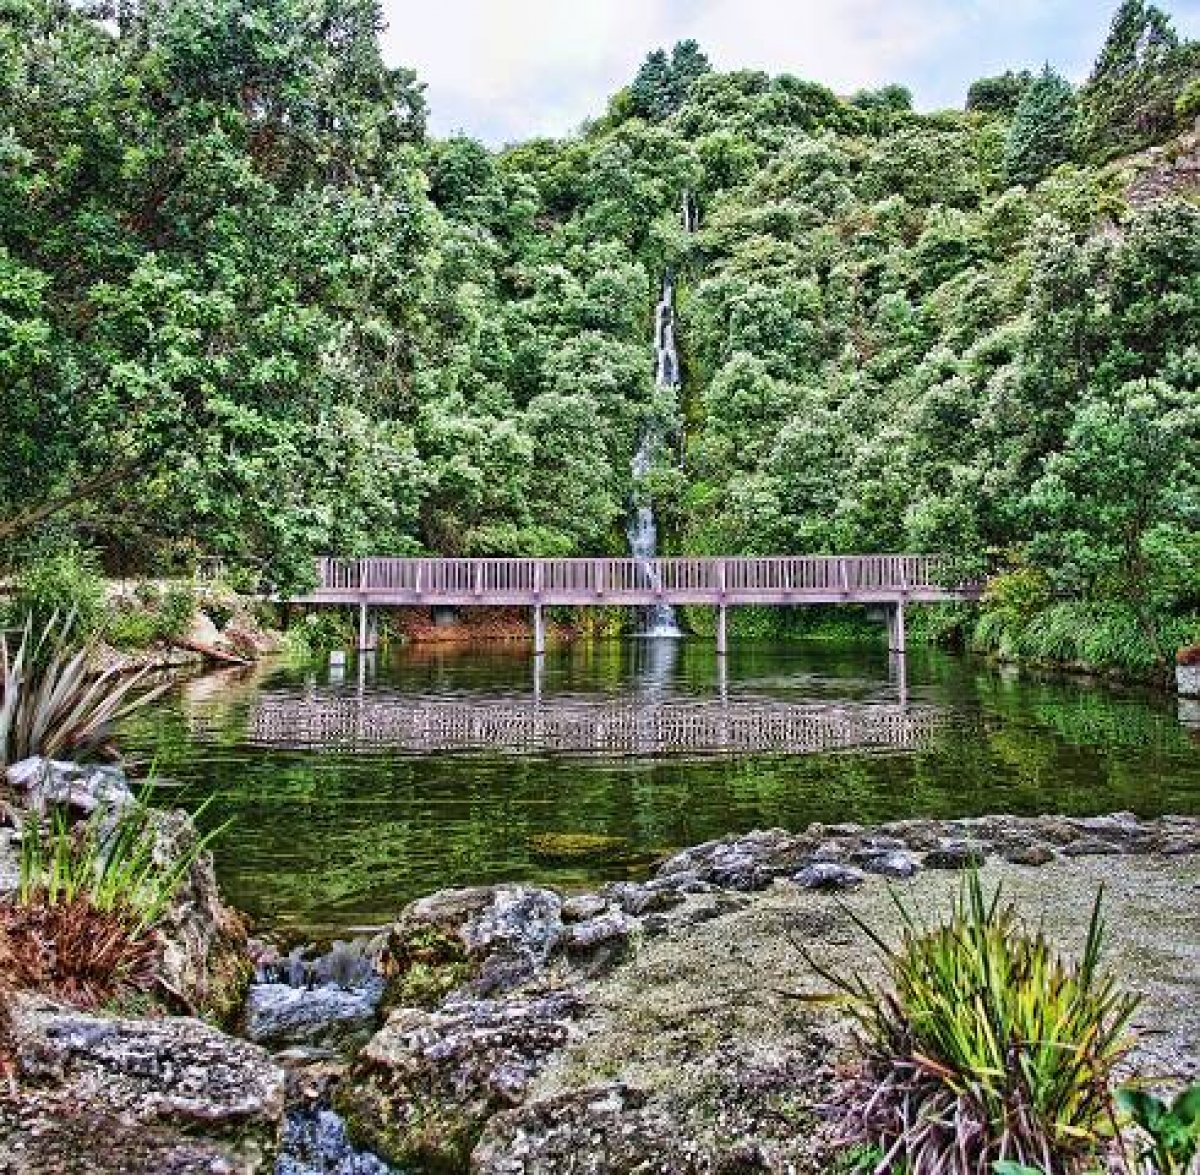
[293,555,979,605]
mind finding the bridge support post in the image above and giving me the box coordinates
[357,602,378,651]
[716,603,728,657]
[532,603,546,656]
[887,599,907,656]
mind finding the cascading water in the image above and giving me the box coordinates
[628,196,693,636]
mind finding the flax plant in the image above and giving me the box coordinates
[0,612,168,767]
[806,873,1139,1174]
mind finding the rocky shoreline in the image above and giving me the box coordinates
[1,779,1197,1173]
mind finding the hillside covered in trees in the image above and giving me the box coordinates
[2,0,1198,670]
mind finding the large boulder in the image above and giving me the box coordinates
[0,995,285,1174]
[379,884,566,1008]
[471,1042,838,1174]
[147,807,253,1024]
[336,992,582,1171]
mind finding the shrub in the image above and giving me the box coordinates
[805,873,1138,1174]
[974,595,1199,675]
[1177,79,1200,124]
[0,614,167,766]
[8,548,106,635]
[105,608,160,651]
[981,567,1054,623]
[284,609,356,656]
[157,585,197,640]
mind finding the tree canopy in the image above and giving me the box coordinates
[1,0,1197,661]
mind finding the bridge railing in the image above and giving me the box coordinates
[314,554,958,596]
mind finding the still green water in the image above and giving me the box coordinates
[119,641,1200,936]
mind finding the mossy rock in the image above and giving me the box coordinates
[380,923,473,1014]
[335,1076,480,1174]
[528,832,630,864]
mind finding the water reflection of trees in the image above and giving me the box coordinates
[114,649,1200,934]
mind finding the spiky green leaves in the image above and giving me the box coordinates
[809,873,1138,1173]
[0,612,168,767]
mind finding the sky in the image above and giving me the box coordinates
[380,0,1200,146]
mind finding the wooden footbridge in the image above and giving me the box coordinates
[285,555,980,654]
[250,695,943,757]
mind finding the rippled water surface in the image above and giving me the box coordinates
[118,641,1200,935]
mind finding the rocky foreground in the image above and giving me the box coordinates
[1,783,1198,1174]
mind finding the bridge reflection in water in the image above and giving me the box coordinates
[249,691,939,757]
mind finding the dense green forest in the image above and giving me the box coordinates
[1,0,1198,670]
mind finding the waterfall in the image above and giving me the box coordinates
[629,193,696,637]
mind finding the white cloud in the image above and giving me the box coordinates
[380,0,1200,145]
[382,0,674,143]
[690,0,960,94]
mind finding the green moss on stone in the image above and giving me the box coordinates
[381,924,473,1014]
[335,1072,481,1173]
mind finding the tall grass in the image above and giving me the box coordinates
[3,797,225,1007]
[973,600,1199,676]
[806,873,1138,1174]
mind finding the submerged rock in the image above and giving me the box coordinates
[0,995,285,1174]
[244,979,384,1053]
[527,832,629,863]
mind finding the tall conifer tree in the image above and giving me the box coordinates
[1003,66,1077,187]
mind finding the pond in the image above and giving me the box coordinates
[118,641,1200,937]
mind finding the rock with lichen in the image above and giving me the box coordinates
[335,992,583,1171]
[0,994,285,1174]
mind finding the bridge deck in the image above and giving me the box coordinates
[290,555,979,607]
